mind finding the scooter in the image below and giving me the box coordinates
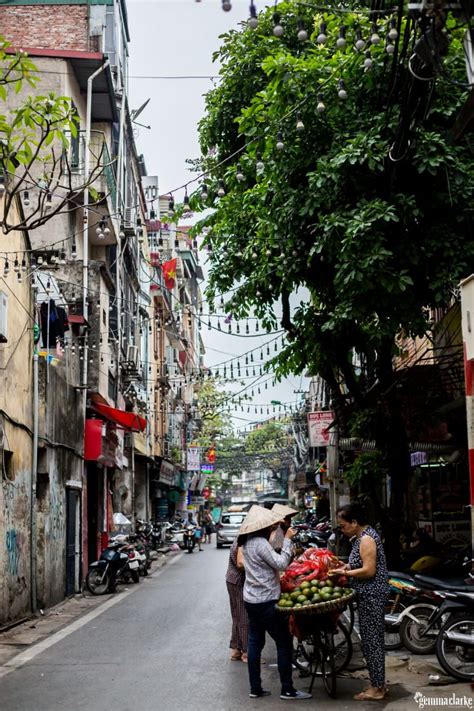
[86,538,139,595]
[184,524,196,553]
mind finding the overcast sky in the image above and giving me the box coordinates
[127,1,308,431]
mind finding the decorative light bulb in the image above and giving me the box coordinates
[45,191,52,210]
[14,256,19,273]
[168,194,175,214]
[355,29,366,51]
[23,190,30,206]
[296,112,305,132]
[316,94,326,113]
[364,50,373,70]
[3,258,9,276]
[317,23,327,44]
[273,12,283,37]
[388,18,398,41]
[276,131,284,151]
[256,153,264,173]
[370,23,381,44]
[21,257,27,271]
[337,79,348,100]
[248,1,258,29]
[104,225,110,235]
[217,180,226,197]
[201,183,208,201]
[297,19,308,42]
[236,164,244,182]
[336,26,346,49]
[222,0,232,11]
[119,222,125,238]
[183,189,190,211]
[71,243,77,259]
[385,36,395,54]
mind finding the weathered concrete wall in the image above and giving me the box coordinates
[0,207,34,624]
[36,357,83,607]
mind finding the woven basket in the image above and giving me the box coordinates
[276,591,354,615]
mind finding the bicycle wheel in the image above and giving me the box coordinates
[293,638,314,676]
[321,630,337,698]
[334,620,353,672]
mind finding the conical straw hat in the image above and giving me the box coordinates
[238,505,282,535]
[272,503,299,519]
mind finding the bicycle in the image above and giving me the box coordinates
[292,617,353,698]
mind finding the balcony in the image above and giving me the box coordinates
[68,129,118,211]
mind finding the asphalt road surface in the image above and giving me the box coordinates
[0,542,413,711]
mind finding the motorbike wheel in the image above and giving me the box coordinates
[436,614,474,681]
[86,568,111,595]
[399,605,438,654]
[131,569,140,584]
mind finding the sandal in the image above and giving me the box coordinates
[241,653,248,663]
[353,688,387,701]
[230,651,242,661]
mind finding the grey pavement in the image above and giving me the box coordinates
[0,543,471,711]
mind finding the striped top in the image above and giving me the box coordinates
[243,536,293,604]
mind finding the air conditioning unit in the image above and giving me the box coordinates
[126,344,139,366]
[0,291,8,343]
[123,207,136,228]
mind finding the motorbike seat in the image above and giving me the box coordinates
[414,574,474,592]
[387,571,415,582]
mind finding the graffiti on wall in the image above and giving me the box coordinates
[49,485,65,542]
[6,528,24,576]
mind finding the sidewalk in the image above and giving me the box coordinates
[0,552,172,669]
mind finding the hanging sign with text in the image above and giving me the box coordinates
[307,411,334,447]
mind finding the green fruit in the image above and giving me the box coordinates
[277,599,286,606]
[325,579,334,587]
[303,588,312,597]
[318,580,328,588]
[294,603,302,608]
[321,593,332,601]
[286,600,294,607]
[300,581,310,589]
[297,595,307,604]
[303,600,311,606]
[290,591,300,601]
[312,594,321,603]
[320,587,332,595]
[332,592,342,599]
[310,586,318,595]
[333,586,342,593]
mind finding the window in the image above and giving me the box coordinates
[221,514,246,526]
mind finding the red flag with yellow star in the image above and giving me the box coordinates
[162,258,177,290]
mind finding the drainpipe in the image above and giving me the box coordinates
[31,351,38,614]
[82,59,110,388]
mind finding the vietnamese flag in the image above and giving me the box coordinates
[162,258,177,290]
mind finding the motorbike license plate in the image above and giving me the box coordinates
[129,560,139,569]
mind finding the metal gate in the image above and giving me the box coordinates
[66,488,81,595]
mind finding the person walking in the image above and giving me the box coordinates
[333,502,390,701]
[202,509,214,544]
[226,539,248,662]
[238,505,312,701]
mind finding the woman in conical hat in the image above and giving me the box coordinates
[236,506,312,701]
[270,503,299,553]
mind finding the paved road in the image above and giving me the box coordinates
[0,543,413,711]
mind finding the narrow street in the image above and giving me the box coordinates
[0,546,459,711]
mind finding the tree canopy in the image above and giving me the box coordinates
[193,3,474,534]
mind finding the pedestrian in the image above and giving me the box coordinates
[226,539,248,662]
[186,512,203,552]
[202,508,214,544]
[238,505,312,700]
[333,502,390,701]
[270,503,299,552]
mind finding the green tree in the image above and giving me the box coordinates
[0,37,107,233]
[194,3,474,555]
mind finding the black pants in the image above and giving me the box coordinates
[358,595,386,688]
[245,600,294,695]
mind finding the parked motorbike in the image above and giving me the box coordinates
[435,589,474,681]
[394,566,474,655]
[86,537,140,595]
[184,524,196,553]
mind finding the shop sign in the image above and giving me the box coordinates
[159,459,175,485]
[187,447,201,471]
[410,451,428,467]
[201,463,214,474]
[433,520,471,547]
[307,411,334,447]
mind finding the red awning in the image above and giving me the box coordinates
[91,403,147,432]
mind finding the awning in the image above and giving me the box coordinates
[91,403,147,432]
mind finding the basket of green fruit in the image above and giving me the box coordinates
[276,578,354,614]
